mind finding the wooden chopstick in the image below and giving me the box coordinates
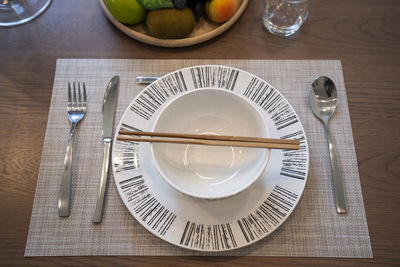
[117,131,300,150]
[118,131,300,145]
[116,136,299,150]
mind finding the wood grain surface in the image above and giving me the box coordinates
[0,0,399,266]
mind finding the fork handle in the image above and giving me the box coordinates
[58,123,77,217]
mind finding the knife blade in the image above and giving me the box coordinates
[92,76,119,223]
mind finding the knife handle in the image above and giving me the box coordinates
[92,141,111,223]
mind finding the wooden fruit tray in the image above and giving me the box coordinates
[99,0,248,47]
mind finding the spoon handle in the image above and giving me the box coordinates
[323,121,347,214]
[136,76,158,84]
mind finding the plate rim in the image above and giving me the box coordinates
[99,0,249,48]
[112,64,310,252]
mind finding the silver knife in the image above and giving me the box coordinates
[92,76,119,223]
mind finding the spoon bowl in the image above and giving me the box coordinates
[310,76,338,122]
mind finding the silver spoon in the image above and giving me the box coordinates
[310,76,347,214]
[136,76,158,84]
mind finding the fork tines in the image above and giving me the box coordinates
[68,82,87,108]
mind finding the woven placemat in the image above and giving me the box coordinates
[25,59,372,257]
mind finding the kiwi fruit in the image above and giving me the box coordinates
[146,7,195,39]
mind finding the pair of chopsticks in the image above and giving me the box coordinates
[117,131,300,150]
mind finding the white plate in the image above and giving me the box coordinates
[112,65,309,252]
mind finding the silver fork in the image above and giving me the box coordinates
[58,82,87,217]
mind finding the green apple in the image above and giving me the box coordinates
[106,0,146,25]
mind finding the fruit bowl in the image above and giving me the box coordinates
[99,0,248,47]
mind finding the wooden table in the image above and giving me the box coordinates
[1,0,399,266]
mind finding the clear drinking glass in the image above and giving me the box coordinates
[0,0,52,27]
[263,0,311,37]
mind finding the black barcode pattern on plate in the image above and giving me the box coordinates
[243,78,299,130]
[280,131,307,179]
[114,141,139,172]
[120,123,142,133]
[237,186,298,243]
[190,66,239,90]
[113,124,141,172]
[130,72,187,120]
[120,175,176,236]
[180,222,237,250]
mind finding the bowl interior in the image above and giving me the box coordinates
[151,88,270,199]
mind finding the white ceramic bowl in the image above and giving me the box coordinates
[151,89,270,200]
